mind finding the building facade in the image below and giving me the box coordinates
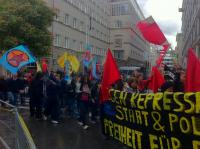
[109,0,150,68]
[44,0,150,70]
[175,33,183,65]
[44,0,110,70]
[178,0,200,67]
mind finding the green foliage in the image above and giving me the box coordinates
[0,0,55,56]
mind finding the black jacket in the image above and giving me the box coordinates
[0,79,7,92]
[29,79,44,99]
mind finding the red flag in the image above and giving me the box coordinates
[185,48,200,92]
[137,16,168,45]
[148,66,165,93]
[42,58,48,73]
[100,49,121,103]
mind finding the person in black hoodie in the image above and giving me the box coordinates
[7,75,19,106]
[29,72,44,119]
[18,74,28,105]
[78,76,91,130]
[173,70,185,92]
[44,73,61,124]
[66,78,76,118]
[90,81,100,123]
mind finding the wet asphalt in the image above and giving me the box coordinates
[23,113,125,149]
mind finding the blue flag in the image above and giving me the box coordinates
[0,45,36,74]
[64,61,71,81]
[92,57,100,80]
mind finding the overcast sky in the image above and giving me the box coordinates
[137,0,183,49]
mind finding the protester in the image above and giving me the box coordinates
[8,75,19,106]
[173,70,185,92]
[60,76,68,109]
[78,76,91,129]
[44,72,61,124]
[74,75,82,118]
[90,81,100,123]
[29,72,44,119]
[18,74,28,105]
[160,81,174,92]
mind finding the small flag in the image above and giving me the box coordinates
[92,57,100,80]
[64,61,71,81]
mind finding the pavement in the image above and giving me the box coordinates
[21,111,125,149]
[0,108,15,149]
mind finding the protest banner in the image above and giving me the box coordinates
[102,89,200,149]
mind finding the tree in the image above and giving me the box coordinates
[0,0,55,57]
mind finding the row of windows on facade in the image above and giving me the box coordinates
[130,49,144,58]
[113,50,145,60]
[113,50,124,59]
[182,2,200,36]
[67,0,110,15]
[64,0,109,26]
[55,14,109,42]
[111,3,130,16]
[54,34,107,56]
[182,17,200,47]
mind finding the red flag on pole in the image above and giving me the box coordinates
[137,16,168,45]
[100,49,121,103]
[42,58,48,73]
[185,48,200,92]
[137,16,170,67]
[148,66,165,93]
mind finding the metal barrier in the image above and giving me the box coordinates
[0,100,36,149]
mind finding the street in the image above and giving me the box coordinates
[21,111,124,149]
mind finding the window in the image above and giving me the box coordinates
[64,37,69,48]
[80,42,83,51]
[115,39,122,48]
[114,50,123,59]
[72,40,76,49]
[55,14,59,21]
[73,18,77,28]
[115,20,122,28]
[65,14,69,25]
[54,9,60,21]
[80,21,84,31]
[111,3,129,16]
[54,34,61,46]
[97,30,99,38]
[120,3,129,15]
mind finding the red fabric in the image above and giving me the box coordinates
[148,66,165,93]
[138,80,149,91]
[100,49,121,103]
[42,58,48,73]
[156,44,170,67]
[185,48,200,92]
[137,16,167,45]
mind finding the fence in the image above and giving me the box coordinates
[0,100,36,149]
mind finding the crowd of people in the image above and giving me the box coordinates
[0,66,185,130]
